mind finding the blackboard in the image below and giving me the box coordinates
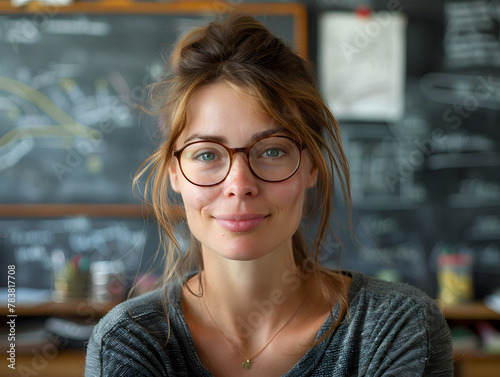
[0,3,305,204]
[1,0,499,299]
[312,0,500,298]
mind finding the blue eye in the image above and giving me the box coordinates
[196,152,217,161]
[262,148,284,158]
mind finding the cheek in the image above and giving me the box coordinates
[180,188,213,214]
[181,192,210,236]
[273,178,306,212]
[178,183,222,230]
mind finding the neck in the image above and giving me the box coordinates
[197,241,309,341]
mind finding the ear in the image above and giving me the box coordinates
[306,162,319,189]
[169,159,181,193]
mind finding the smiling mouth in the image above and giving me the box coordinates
[214,215,268,233]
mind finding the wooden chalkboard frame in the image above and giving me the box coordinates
[0,0,307,55]
[0,1,307,217]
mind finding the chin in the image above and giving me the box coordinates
[206,238,274,261]
[221,247,270,261]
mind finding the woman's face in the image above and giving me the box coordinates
[169,82,317,261]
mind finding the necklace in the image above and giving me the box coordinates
[201,281,309,370]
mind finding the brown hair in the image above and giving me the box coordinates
[134,13,352,345]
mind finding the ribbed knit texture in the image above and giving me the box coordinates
[85,271,453,376]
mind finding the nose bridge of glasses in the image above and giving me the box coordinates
[230,146,252,157]
[226,146,256,180]
[229,146,250,165]
[227,145,252,166]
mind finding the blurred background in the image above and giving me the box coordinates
[0,0,499,376]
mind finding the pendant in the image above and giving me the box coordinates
[242,359,252,369]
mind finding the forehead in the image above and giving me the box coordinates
[179,82,280,145]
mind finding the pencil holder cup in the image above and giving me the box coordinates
[51,250,92,302]
[91,260,125,303]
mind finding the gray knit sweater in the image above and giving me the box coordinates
[85,271,453,376]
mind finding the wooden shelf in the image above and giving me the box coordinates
[3,298,499,320]
[0,203,149,217]
[0,299,120,317]
[440,302,500,321]
[454,351,500,377]
[455,350,500,360]
[15,349,86,377]
[444,304,500,376]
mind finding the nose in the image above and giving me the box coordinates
[223,153,259,198]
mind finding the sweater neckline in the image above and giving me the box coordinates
[168,270,365,376]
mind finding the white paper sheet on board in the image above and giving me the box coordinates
[11,0,73,7]
[318,11,407,122]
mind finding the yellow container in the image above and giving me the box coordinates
[437,253,473,305]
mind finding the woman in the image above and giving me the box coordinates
[85,14,453,377]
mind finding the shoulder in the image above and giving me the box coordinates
[343,271,453,375]
[348,270,440,313]
[347,270,446,335]
[85,288,181,377]
[90,288,167,341]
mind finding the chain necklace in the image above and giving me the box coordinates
[201,282,309,370]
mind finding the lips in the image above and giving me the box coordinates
[214,214,268,232]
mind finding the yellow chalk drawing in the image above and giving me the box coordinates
[0,76,100,149]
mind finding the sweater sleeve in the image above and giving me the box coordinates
[360,291,454,377]
[84,308,169,377]
[421,298,454,376]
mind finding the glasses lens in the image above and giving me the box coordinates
[180,142,230,186]
[249,137,301,181]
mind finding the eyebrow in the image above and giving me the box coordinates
[183,127,286,146]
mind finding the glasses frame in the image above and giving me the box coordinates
[173,135,305,187]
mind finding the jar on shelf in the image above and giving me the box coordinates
[437,248,473,305]
[51,248,92,302]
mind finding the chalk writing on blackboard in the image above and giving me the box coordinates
[0,13,296,204]
[1,217,148,289]
[444,1,500,68]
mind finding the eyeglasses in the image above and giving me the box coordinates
[173,136,304,187]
